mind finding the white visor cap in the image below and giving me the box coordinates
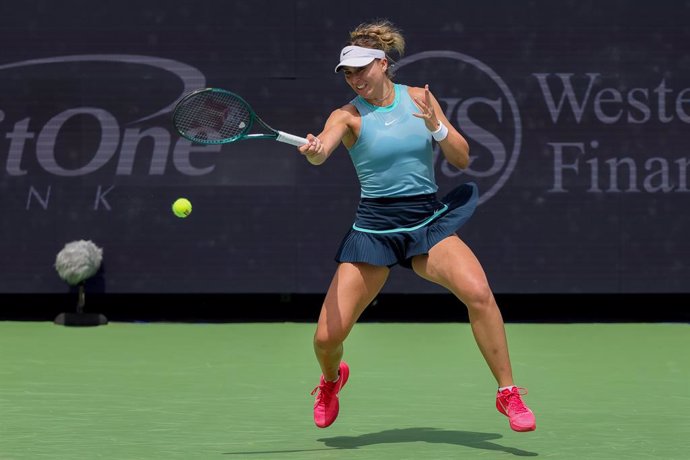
[334,46,386,73]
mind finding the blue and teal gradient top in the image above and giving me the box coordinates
[348,84,438,198]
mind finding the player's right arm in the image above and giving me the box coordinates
[299,106,356,165]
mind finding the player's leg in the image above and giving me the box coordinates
[311,262,389,428]
[411,235,513,384]
[411,234,536,431]
[313,262,390,380]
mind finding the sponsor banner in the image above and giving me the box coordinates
[1,1,688,293]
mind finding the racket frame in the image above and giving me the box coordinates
[172,88,307,147]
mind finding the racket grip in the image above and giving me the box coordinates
[276,131,309,147]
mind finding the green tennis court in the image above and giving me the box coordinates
[1,322,687,459]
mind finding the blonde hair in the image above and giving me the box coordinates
[348,19,405,78]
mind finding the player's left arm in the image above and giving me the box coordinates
[412,85,470,169]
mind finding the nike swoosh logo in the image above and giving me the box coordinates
[384,119,397,126]
[343,49,353,55]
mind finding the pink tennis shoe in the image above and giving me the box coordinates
[496,386,536,432]
[311,361,350,428]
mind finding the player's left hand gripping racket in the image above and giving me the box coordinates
[172,88,308,147]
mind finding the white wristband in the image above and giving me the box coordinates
[431,121,449,142]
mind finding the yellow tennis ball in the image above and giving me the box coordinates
[172,198,192,218]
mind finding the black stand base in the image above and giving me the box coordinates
[54,312,108,327]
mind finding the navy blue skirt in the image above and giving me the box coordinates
[335,182,479,268]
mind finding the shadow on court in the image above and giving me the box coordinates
[224,427,538,456]
[319,428,537,456]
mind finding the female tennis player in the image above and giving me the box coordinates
[298,19,536,432]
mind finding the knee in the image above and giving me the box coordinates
[313,327,345,352]
[460,281,496,314]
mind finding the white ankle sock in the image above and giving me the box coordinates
[498,385,515,392]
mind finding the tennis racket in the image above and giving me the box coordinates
[172,88,308,147]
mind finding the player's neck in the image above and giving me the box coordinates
[367,81,395,107]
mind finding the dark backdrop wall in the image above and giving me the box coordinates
[1,0,689,297]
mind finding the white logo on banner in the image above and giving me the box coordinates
[397,51,522,204]
[0,54,215,181]
[397,52,690,198]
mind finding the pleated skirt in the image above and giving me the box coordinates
[335,182,479,269]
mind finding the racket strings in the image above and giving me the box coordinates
[175,92,252,142]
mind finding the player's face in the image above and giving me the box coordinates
[343,59,388,98]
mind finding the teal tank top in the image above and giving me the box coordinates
[348,84,438,198]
